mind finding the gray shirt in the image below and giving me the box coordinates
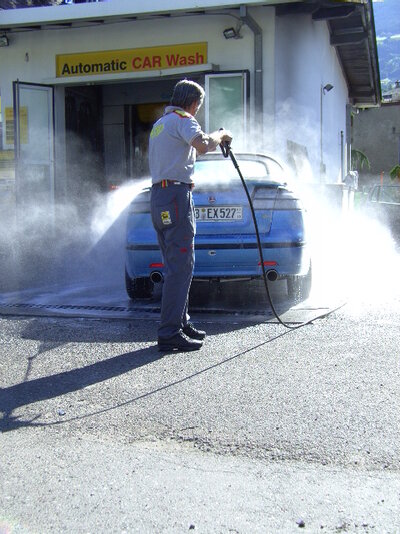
[149,106,203,185]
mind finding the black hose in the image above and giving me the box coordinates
[220,142,339,329]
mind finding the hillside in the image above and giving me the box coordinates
[373,0,400,91]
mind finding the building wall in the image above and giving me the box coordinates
[352,103,400,183]
[0,12,262,127]
[275,13,349,184]
[0,6,349,184]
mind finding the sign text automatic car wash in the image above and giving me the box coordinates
[56,42,207,78]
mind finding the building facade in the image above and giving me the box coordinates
[0,0,380,214]
[352,102,400,185]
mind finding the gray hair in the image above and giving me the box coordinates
[170,79,205,110]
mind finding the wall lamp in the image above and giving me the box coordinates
[320,83,334,179]
[223,22,243,40]
[0,34,9,47]
[322,83,334,95]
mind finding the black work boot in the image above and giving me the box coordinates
[158,332,203,352]
[183,323,206,340]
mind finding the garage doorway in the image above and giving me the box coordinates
[63,77,197,202]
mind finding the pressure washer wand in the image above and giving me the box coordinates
[219,138,303,329]
[218,134,346,329]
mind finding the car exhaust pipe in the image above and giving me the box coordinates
[266,269,278,282]
[150,271,163,284]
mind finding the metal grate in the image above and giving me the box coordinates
[0,302,157,312]
[0,301,273,316]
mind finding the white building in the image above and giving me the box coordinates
[0,0,380,211]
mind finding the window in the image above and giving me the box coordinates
[205,73,248,149]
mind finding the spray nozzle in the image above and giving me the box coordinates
[219,128,231,158]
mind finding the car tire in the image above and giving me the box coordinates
[125,269,154,299]
[287,263,312,302]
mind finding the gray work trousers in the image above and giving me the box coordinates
[150,182,195,339]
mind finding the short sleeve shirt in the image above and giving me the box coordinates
[149,106,203,185]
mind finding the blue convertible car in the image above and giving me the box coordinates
[125,153,312,301]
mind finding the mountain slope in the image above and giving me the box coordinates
[373,0,400,90]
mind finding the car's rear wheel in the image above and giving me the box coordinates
[287,263,312,302]
[125,269,154,299]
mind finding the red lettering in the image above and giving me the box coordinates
[153,56,161,68]
[142,56,152,69]
[132,57,142,69]
[166,54,179,67]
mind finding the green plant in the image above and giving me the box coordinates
[351,148,371,171]
[389,164,400,180]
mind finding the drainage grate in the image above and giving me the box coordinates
[0,302,158,313]
[0,301,273,317]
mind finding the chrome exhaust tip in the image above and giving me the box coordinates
[266,269,278,282]
[150,271,163,284]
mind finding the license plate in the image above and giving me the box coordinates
[195,206,243,221]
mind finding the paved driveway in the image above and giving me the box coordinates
[1,281,400,532]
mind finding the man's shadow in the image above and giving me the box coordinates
[0,345,162,433]
[0,316,292,434]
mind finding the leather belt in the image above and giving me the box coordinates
[153,180,193,189]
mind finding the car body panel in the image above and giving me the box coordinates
[125,153,311,288]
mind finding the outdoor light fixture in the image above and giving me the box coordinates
[0,35,9,47]
[323,83,334,95]
[320,83,334,180]
[223,22,243,39]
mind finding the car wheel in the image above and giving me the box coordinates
[287,263,312,302]
[125,269,154,299]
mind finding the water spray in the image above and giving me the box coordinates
[219,137,343,329]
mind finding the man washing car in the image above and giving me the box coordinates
[149,79,232,351]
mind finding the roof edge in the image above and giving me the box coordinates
[0,0,300,28]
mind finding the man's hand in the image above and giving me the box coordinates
[218,128,233,145]
[192,129,233,154]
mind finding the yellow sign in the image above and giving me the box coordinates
[0,150,15,182]
[0,150,14,160]
[5,107,28,145]
[56,42,208,78]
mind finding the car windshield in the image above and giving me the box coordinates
[193,158,283,186]
[378,186,400,204]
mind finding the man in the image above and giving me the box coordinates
[149,79,232,351]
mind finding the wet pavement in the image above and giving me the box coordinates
[0,274,340,326]
[1,285,400,533]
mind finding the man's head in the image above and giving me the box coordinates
[170,79,205,114]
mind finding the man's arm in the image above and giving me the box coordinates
[191,128,232,155]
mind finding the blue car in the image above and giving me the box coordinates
[125,152,312,301]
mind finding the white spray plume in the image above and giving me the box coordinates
[89,178,149,246]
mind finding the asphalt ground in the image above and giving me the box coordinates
[1,283,400,533]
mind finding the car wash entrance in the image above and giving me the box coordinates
[61,72,247,206]
[3,73,340,321]
[12,72,248,208]
[63,78,180,207]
